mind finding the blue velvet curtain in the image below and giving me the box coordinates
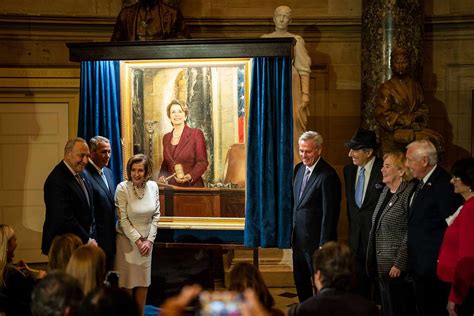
[78,61,123,184]
[244,57,293,248]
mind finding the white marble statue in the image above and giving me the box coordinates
[262,5,312,163]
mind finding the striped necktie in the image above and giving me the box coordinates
[75,174,90,205]
[299,168,311,200]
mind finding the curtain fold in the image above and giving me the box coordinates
[78,61,123,184]
[244,57,293,248]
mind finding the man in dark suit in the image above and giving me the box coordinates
[42,137,96,255]
[83,136,116,270]
[405,139,463,316]
[290,242,379,316]
[343,128,383,298]
[292,131,341,303]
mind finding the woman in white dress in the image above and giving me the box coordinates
[115,154,160,316]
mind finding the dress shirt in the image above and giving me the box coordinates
[89,159,109,189]
[305,156,321,178]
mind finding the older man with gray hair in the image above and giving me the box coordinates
[42,138,96,255]
[405,139,462,316]
[292,131,341,302]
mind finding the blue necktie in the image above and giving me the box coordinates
[99,169,109,190]
[299,168,311,200]
[355,167,365,208]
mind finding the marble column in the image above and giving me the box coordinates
[361,0,424,130]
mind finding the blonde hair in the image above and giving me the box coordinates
[48,234,83,272]
[66,245,106,295]
[166,99,189,119]
[383,151,413,181]
[0,225,15,285]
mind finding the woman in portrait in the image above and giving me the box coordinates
[66,244,106,296]
[366,151,415,316]
[0,224,47,315]
[158,100,209,187]
[115,154,160,316]
[437,157,474,316]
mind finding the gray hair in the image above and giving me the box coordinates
[89,136,110,152]
[406,139,438,166]
[299,131,323,148]
[64,138,87,155]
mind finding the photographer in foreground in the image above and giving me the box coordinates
[159,284,272,316]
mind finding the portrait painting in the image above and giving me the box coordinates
[120,58,251,229]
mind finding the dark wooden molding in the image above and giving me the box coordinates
[2,14,474,41]
[67,37,295,61]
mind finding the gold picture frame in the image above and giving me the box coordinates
[120,58,252,230]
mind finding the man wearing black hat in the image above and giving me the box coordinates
[343,128,383,298]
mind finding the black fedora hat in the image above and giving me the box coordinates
[344,128,378,150]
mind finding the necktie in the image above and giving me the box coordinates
[99,169,109,190]
[411,179,424,206]
[355,167,365,208]
[75,174,90,205]
[299,168,311,200]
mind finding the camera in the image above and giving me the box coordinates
[104,271,120,288]
[198,290,243,316]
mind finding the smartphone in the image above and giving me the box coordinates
[104,270,120,288]
[198,291,242,316]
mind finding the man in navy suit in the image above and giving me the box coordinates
[42,138,96,255]
[292,131,341,303]
[83,136,116,270]
[343,128,383,298]
[405,139,463,316]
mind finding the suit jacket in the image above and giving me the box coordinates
[366,180,415,279]
[344,157,383,259]
[83,163,116,257]
[159,125,209,187]
[41,161,94,254]
[408,165,463,278]
[291,288,380,316]
[292,158,341,252]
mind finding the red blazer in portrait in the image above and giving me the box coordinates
[159,125,209,187]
